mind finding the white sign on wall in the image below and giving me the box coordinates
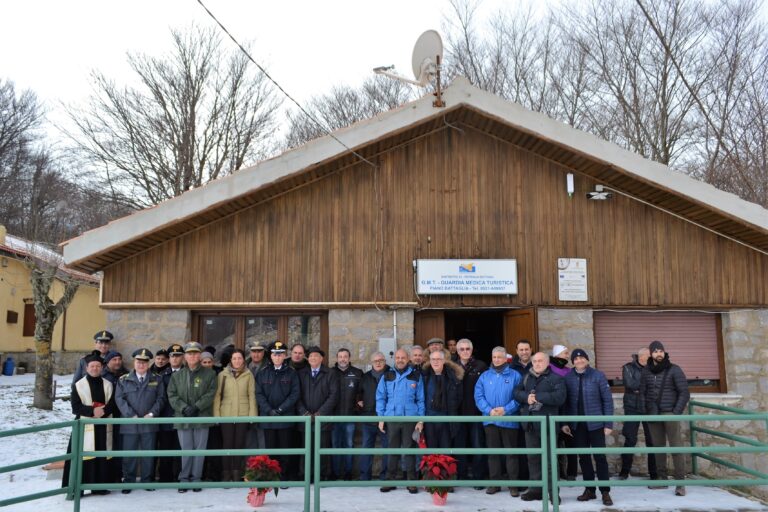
[416,259,518,295]
[558,258,588,301]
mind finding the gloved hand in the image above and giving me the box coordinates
[182,405,199,417]
[269,410,280,416]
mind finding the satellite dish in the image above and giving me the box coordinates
[373,30,443,88]
[411,30,443,86]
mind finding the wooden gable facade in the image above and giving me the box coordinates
[101,117,767,309]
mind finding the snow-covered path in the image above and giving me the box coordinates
[1,373,766,511]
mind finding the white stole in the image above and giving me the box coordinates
[74,377,114,460]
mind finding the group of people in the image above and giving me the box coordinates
[63,330,691,505]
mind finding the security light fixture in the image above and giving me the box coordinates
[587,184,613,200]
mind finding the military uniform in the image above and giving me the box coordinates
[115,348,166,490]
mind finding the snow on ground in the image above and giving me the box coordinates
[1,373,767,511]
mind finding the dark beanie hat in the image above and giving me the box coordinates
[649,340,665,353]
[570,348,589,363]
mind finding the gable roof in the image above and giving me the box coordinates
[1,233,99,284]
[62,77,768,272]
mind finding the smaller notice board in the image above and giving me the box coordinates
[416,259,518,295]
[558,258,588,301]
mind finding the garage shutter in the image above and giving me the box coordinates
[594,311,720,383]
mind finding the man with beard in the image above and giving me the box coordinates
[409,345,424,368]
[446,338,459,362]
[358,352,390,481]
[640,340,690,496]
[454,338,487,488]
[514,352,566,502]
[619,347,657,480]
[102,351,129,386]
[510,339,533,483]
[377,348,424,494]
[62,351,118,495]
[151,349,170,376]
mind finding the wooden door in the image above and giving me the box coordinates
[502,307,538,355]
[414,310,445,346]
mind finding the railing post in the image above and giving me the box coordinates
[313,416,321,512]
[547,416,556,512]
[689,402,698,476]
[73,419,84,512]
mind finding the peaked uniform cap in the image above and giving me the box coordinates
[132,348,153,361]
[94,330,114,342]
[167,343,185,355]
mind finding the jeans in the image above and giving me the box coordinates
[454,421,487,480]
[122,432,156,484]
[332,422,356,477]
[359,423,389,480]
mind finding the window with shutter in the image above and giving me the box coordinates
[594,311,724,392]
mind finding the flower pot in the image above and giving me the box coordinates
[247,489,267,508]
[431,492,448,506]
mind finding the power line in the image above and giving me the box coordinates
[195,0,378,169]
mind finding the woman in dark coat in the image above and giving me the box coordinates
[62,351,118,495]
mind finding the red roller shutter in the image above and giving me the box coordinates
[594,311,721,383]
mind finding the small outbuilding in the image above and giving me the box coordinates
[63,78,767,410]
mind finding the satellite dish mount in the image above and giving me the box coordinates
[373,30,445,107]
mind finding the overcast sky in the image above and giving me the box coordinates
[0,0,516,141]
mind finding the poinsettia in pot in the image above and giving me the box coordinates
[419,453,458,506]
[244,455,282,508]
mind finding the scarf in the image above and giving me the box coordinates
[648,354,671,374]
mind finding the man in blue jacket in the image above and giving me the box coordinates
[561,349,614,506]
[376,348,425,494]
[474,346,522,496]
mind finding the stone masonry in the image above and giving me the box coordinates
[328,308,414,370]
[537,308,595,361]
[105,309,192,369]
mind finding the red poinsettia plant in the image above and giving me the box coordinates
[419,454,458,498]
[244,455,282,497]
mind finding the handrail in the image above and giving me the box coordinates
[2,410,767,512]
[0,420,77,508]
[548,411,768,512]
[313,415,547,512]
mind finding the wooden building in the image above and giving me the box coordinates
[63,78,768,404]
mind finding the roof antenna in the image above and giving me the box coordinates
[373,30,445,107]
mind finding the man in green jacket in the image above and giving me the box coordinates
[167,341,218,492]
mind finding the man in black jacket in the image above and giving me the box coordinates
[619,347,657,480]
[297,346,339,480]
[331,348,363,480]
[640,340,690,496]
[256,342,301,481]
[454,339,488,487]
[513,352,567,502]
[359,352,390,480]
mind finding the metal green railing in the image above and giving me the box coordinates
[313,415,546,512]
[689,400,768,478]
[0,420,78,508]
[547,411,768,512]
[70,415,312,512]
[3,409,767,512]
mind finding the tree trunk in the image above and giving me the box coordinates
[33,338,54,409]
[28,262,79,410]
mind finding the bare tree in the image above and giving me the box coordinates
[284,75,416,148]
[27,257,79,410]
[67,25,282,208]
